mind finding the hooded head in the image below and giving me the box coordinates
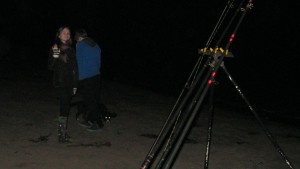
[74,28,88,41]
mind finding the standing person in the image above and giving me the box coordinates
[74,28,103,131]
[48,26,78,143]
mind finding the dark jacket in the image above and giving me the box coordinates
[48,43,78,93]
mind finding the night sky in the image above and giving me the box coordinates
[0,1,299,119]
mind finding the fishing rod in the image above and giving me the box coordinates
[202,0,247,168]
[152,0,245,166]
[157,0,253,168]
[140,1,235,168]
[201,0,295,167]
[152,0,246,168]
[141,0,296,168]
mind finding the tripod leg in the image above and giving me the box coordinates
[221,64,296,169]
[204,81,216,169]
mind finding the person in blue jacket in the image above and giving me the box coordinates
[74,29,103,131]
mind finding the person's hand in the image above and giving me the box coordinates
[52,45,60,58]
[73,88,77,95]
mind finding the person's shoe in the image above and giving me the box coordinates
[87,123,103,132]
[78,120,93,128]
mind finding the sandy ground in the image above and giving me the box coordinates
[0,76,299,169]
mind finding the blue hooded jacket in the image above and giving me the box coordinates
[76,38,101,80]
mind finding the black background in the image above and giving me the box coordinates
[0,0,299,119]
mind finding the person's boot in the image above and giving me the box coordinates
[57,116,71,143]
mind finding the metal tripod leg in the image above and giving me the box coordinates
[221,63,295,169]
[204,80,216,169]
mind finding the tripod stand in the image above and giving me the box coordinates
[201,52,295,169]
[140,0,295,168]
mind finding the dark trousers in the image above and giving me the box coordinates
[59,87,73,117]
[77,74,102,124]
